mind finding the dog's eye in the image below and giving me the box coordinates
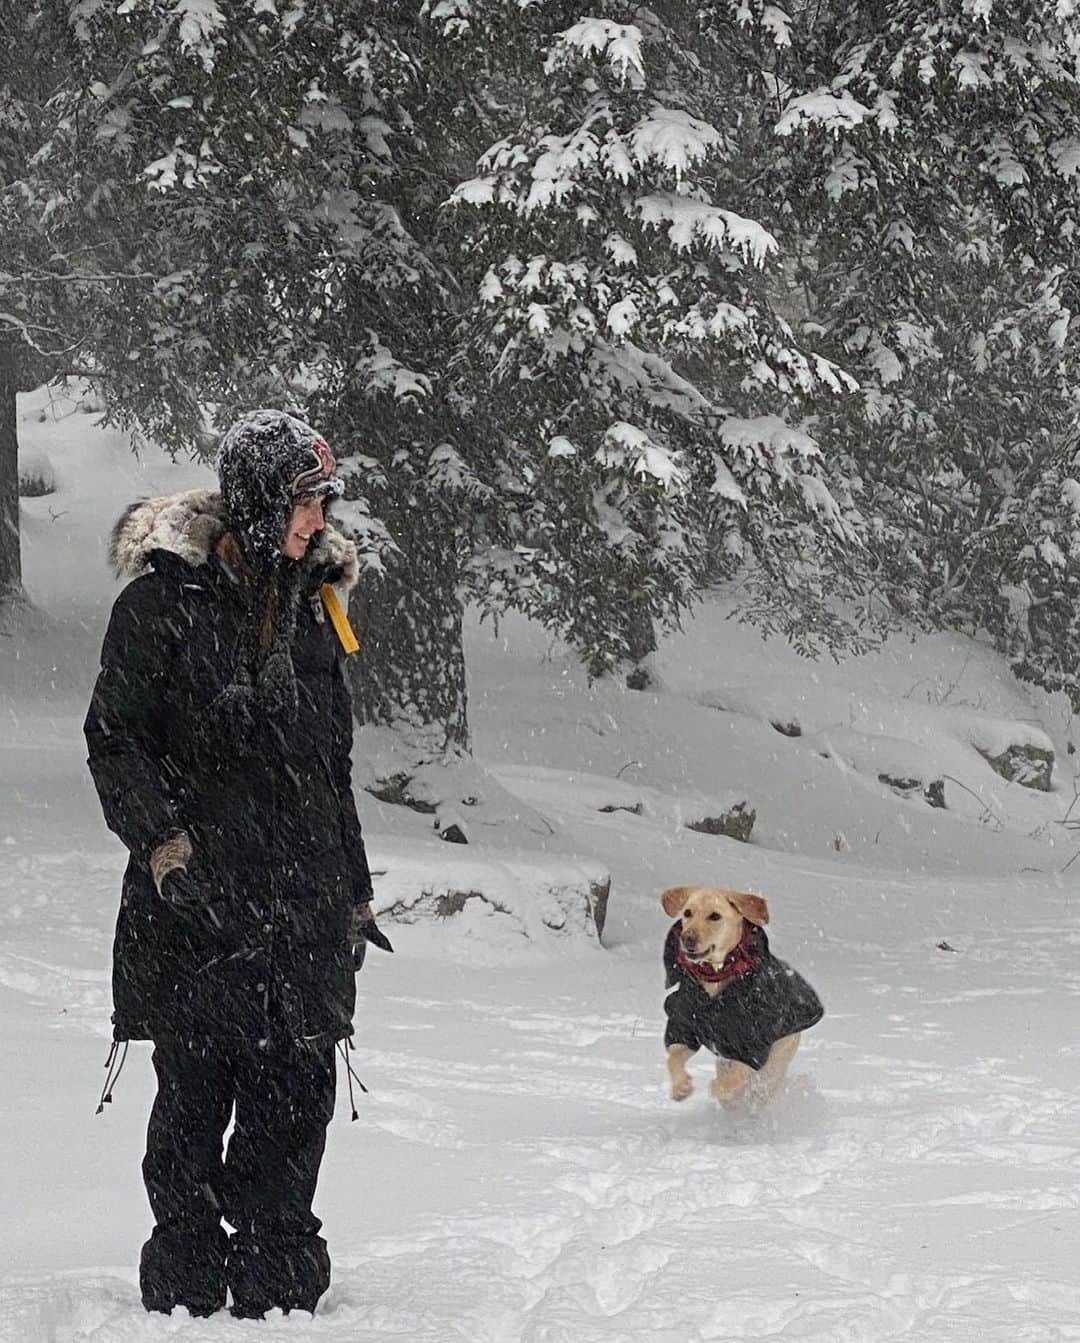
[683,910,691,920]
[708,912,722,922]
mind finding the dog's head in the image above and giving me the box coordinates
[660,885,769,966]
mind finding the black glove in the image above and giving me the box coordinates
[150,832,222,928]
[349,903,393,970]
[160,867,220,924]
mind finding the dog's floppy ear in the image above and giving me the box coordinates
[728,890,769,926]
[660,886,696,918]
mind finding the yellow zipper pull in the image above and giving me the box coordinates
[320,584,360,655]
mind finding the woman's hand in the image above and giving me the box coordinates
[349,902,394,969]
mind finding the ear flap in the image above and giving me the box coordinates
[728,890,769,926]
[660,885,696,917]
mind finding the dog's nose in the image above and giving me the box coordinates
[682,934,697,950]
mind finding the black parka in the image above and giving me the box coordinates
[663,924,824,1070]
[85,490,372,1045]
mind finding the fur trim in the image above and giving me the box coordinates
[318,522,361,597]
[109,488,359,595]
[109,489,226,578]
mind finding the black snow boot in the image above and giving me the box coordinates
[227,1229,331,1318]
[140,1221,228,1317]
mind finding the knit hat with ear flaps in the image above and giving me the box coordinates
[204,409,344,751]
[216,408,344,572]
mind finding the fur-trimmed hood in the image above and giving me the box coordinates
[109,488,359,595]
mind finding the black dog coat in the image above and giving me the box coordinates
[663,923,824,1070]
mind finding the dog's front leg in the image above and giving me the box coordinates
[711,1058,751,1103]
[666,1044,696,1101]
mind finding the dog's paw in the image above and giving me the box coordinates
[710,1074,748,1104]
[670,1074,694,1102]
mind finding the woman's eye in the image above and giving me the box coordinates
[708,912,721,922]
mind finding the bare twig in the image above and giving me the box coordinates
[940,773,1002,829]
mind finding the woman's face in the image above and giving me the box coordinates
[281,495,326,560]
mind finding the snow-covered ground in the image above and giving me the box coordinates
[4,387,1080,1341]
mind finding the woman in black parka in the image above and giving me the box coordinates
[84,409,387,1320]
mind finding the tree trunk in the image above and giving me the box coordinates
[624,604,657,689]
[587,597,658,688]
[345,525,468,752]
[0,348,21,603]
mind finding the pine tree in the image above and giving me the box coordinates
[770,0,1080,699]
[12,3,884,788]
[47,5,868,737]
[432,2,867,678]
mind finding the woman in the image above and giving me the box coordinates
[85,409,387,1318]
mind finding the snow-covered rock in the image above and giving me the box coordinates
[374,839,610,948]
[685,798,756,841]
[965,719,1055,791]
[975,740,1054,791]
[802,726,947,809]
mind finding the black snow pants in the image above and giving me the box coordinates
[139,1033,337,1318]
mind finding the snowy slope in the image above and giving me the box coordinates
[3,389,1080,1342]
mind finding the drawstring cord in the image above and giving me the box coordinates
[95,1036,364,1119]
[95,1040,129,1115]
[336,1038,368,1121]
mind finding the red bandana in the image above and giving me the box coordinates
[676,920,762,986]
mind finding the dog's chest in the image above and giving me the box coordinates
[676,967,771,1047]
[674,972,748,1031]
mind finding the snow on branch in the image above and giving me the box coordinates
[337,454,388,490]
[597,421,687,491]
[545,19,646,87]
[452,175,498,206]
[797,473,854,536]
[589,341,711,422]
[591,486,637,547]
[457,99,730,215]
[331,498,398,577]
[353,333,432,402]
[635,194,778,264]
[1051,138,1080,178]
[628,108,723,179]
[428,442,496,501]
[527,127,604,209]
[603,233,638,268]
[1062,479,1080,514]
[710,418,851,535]
[952,48,992,90]
[422,0,473,37]
[720,415,820,468]
[775,91,872,136]
[142,143,223,191]
[762,5,794,48]
[709,456,748,507]
[173,0,227,72]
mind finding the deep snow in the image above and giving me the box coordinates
[3,387,1080,1342]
